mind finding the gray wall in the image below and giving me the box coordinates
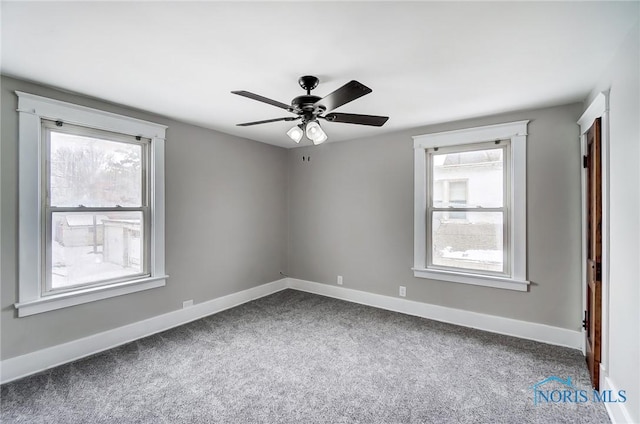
[586,22,639,423]
[0,75,588,362]
[1,76,289,360]
[288,103,583,330]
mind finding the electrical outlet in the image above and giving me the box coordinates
[182,299,194,308]
[399,286,406,297]
[337,275,343,285]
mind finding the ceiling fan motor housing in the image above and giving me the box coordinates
[291,95,325,122]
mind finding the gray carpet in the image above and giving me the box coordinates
[1,289,610,423]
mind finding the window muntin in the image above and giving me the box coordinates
[427,141,509,277]
[42,120,151,295]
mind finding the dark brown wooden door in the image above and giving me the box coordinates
[584,118,602,390]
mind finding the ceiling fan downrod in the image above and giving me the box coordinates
[298,75,319,95]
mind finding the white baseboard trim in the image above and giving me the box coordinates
[0,279,288,384]
[1,277,584,386]
[602,373,636,424]
[287,278,583,350]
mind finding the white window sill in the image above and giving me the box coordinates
[15,276,168,317]
[412,268,529,292]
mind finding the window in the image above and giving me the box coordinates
[430,143,505,273]
[413,121,529,291]
[45,121,149,292]
[16,92,167,316]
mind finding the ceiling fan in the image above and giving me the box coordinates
[232,76,389,145]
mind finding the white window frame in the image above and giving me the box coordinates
[16,92,168,317]
[413,121,529,291]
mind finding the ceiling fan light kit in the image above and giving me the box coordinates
[286,124,304,143]
[232,75,389,145]
[304,121,327,145]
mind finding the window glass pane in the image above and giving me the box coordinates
[51,212,145,289]
[431,211,503,273]
[432,147,503,208]
[49,131,143,207]
[449,181,466,203]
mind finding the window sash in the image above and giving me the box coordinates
[426,141,511,277]
[427,210,509,277]
[42,120,149,208]
[41,121,152,295]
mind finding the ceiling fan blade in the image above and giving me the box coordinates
[236,117,298,127]
[231,90,291,110]
[323,112,389,127]
[314,80,372,113]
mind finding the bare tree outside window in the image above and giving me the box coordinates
[50,133,142,207]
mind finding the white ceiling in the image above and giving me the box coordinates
[2,1,638,148]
